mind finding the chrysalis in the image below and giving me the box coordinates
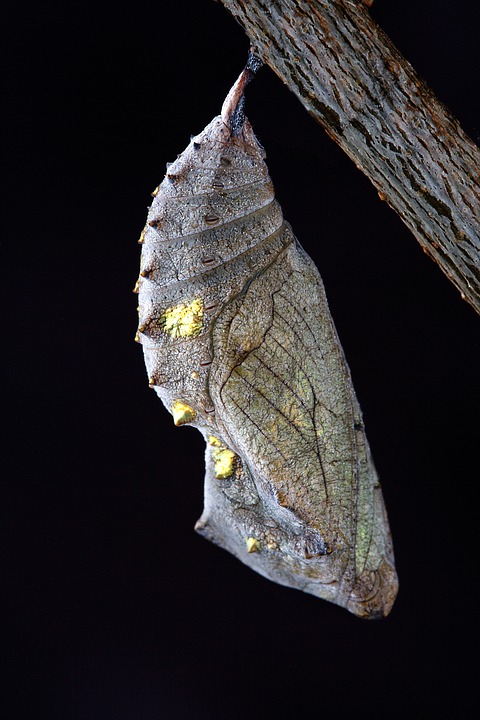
[135,55,398,618]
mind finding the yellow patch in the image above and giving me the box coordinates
[159,298,204,339]
[246,537,261,553]
[172,400,196,426]
[212,448,236,479]
[208,436,236,478]
[208,435,222,447]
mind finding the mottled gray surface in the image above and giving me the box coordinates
[137,111,398,617]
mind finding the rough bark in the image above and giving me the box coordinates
[219,0,480,315]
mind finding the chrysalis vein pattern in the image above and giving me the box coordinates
[135,59,398,618]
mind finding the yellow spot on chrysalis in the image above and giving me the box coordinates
[208,436,236,478]
[159,298,204,339]
[134,332,141,343]
[172,400,196,426]
[138,230,145,244]
[213,448,236,479]
[208,435,222,447]
[151,186,159,197]
[246,537,261,553]
[191,371,199,379]
[132,279,141,294]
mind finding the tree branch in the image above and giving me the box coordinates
[219,0,480,315]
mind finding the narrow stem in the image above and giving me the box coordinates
[221,51,263,134]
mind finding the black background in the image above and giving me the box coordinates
[3,1,479,717]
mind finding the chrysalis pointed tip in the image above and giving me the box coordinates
[194,518,207,533]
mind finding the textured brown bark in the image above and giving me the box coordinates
[219,0,480,315]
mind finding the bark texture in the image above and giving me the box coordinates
[219,0,480,315]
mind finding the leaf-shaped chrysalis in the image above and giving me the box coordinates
[135,55,398,618]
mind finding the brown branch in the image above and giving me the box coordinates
[219,0,480,315]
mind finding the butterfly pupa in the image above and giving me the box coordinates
[135,54,398,618]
